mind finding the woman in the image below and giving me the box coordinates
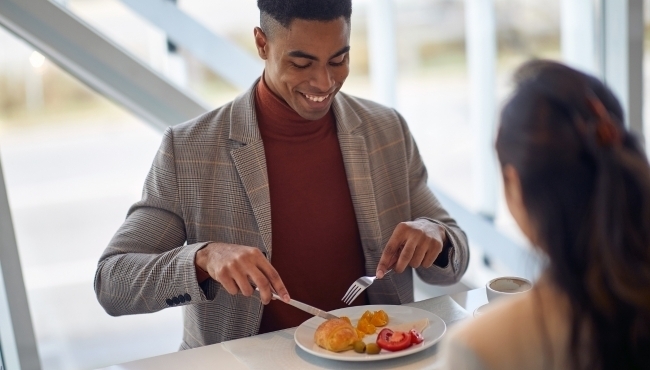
[439,60,650,369]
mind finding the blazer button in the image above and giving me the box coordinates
[166,299,173,307]
[184,293,191,302]
[178,294,186,303]
[172,297,180,305]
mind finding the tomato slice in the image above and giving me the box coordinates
[409,329,424,344]
[376,328,412,352]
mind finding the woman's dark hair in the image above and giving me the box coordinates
[496,60,650,369]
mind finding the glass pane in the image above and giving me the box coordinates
[65,0,242,107]
[496,0,562,97]
[0,25,182,369]
[643,0,650,146]
[494,0,561,242]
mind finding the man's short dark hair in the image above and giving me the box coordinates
[258,0,352,35]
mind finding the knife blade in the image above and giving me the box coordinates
[256,288,339,320]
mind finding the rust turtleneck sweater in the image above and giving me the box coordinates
[255,77,368,334]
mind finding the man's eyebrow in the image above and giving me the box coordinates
[287,50,318,60]
[329,46,351,60]
[287,46,350,61]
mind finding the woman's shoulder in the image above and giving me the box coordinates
[440,288,568,370]
[448,292,535,349]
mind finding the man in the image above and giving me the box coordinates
[95,0,469,349]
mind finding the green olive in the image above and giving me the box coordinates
[366,343,381,355]
[353,341,366,353]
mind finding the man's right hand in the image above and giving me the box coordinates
[195,243,290,305]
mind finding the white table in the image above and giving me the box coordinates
[102,289,487,370]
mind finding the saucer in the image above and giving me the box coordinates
[473,303,491,317]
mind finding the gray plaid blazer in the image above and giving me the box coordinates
[94,82,469,349]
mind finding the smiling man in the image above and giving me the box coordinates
[95,0,469,349]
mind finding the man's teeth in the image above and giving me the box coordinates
[304,94,329,102]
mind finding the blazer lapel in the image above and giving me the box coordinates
[333,95,383,258]
[229,82,273,257]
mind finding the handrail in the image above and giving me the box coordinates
[0,0,210,131]
[0,154,40,369]
[117,0,263,91]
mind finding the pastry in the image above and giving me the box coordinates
[314,318,358,352]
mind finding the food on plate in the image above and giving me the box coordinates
[340,316,366,339]
[356,317,377,334]
[365,343,381,355]
[313,311,426,354]
[356,310,388,334]
[409,329,424,344]
[314,318,358,352]
[377,328,412,352]
[370,310,389,327]
[376,328,425,352]
[385,317,429,333]
[373,318,429,352]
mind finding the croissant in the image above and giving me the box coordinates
[314,318,358,352]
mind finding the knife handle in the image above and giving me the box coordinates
[254,287,281,300]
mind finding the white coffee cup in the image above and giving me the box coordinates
[486,276,533,303]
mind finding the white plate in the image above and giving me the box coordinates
[294,304,446,362]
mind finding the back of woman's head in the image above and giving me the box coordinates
[496,60,650,369]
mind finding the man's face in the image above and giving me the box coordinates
[254,17,351,121]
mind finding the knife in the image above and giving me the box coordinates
[256,288,339,320]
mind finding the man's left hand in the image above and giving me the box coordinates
[376,219,447,279]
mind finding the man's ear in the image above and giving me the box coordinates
[254,27,269,60]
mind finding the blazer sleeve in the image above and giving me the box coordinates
[396,111,470,285]
[94,127,214,316]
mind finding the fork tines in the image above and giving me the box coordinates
[342,284,364,305]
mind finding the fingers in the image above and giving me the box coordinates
[248,269,273,304]
[204,244,290,305]
[240,252,289,305]
[215,268,240,296]
[395,238,417,273]
[421,249,438,269]
[421,234,443,268]
[258,262,290,303]
[376,231,402,278]
[232,269,255,297]
[409,240,428,268]
[379,221,446,276]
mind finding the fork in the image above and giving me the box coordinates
[341,269,393,305]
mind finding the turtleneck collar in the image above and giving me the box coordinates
[254,74,334,142]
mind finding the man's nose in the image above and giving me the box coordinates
[310,65,334,92]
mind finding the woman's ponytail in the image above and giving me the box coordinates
[496,59,650,370]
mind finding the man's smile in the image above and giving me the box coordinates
[302,93,330,103]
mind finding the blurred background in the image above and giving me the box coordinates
[0,0,648,368]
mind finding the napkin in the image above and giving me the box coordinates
[221,294,469,370]
[405,294,471,326]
